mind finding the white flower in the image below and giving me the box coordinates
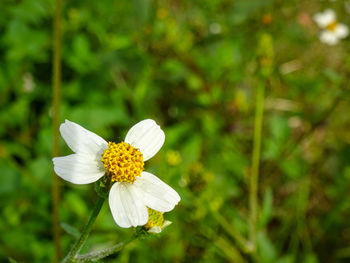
[313,9,348,45]
[53,119,180,228]
[209,22,222,35]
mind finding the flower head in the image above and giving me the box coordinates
[313,9,348,45]
[53,119,180,228]
[143,208,172,234]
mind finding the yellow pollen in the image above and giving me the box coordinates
[144,208,164,230]
[326,21,338,32]
[101,142,144,183]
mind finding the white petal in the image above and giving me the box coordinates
[314,9,336,28]
[53,154,105,184]
[335,24,349,39]
[124,119,165,162]
[148,220,172,233]
[148,226,162,234]
[320,31,339,45]
[109,182,148,228]
[163,220,172,228]
[133,172,180,212]
[60,120,108,157]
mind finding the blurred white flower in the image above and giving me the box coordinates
[209,22,222,34]
[53,119,180,228]
[23,72,35,93]
[313,9,348,45]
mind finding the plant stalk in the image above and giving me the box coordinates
[210,207,252,253]
[62,196,105,263]
[249,81,265,252]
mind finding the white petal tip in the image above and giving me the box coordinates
[148,226,162,234]
[125,119,165,161]
[134,172,181,213]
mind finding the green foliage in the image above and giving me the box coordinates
[1,0,350,262]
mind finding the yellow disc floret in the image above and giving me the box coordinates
[101,142,144,183]
[144,208,164,230]
[326,21,338,32]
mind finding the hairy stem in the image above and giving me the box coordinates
[62,196,105,263]
[75,235,138,262]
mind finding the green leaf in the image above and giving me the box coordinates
[303,253,319,263]
[0,159,20,196]
[257,231,277,263]
[259,188,273,228]
[60,222,80,239]
[8,257,18,263]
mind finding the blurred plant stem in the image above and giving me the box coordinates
[214,236,247,263]
[249,81,265,253]
[62,196,105,263]
[209,206,253,253]
[52,0,62,261]
[249,33,274,256]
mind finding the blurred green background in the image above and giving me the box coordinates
[1,0,350,262]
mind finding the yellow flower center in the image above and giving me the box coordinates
[144,208,164,230]
[101,142,144,183]
[326,21,338,32]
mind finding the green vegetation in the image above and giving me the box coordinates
[1,0,350,262]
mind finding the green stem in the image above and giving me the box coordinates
[52,0,62,261]
[75,235,138,262]
[249,81,265,252]
[62,196,105,263]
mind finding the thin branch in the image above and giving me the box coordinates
[75,235,138,262]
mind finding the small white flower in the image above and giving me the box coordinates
[143,208,172,234]
[53,119,180,228]
[209,22,222,35]
[23,72,35,93]
[313,9,348,45]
